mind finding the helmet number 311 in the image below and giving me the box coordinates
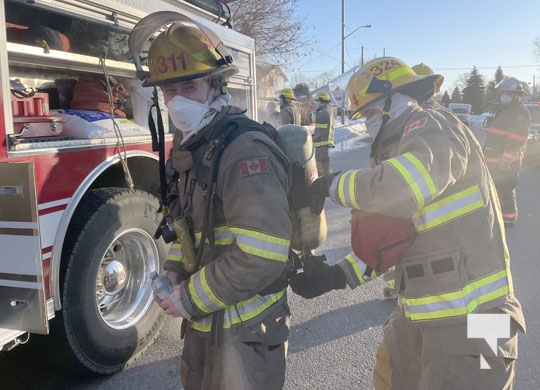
[156,53,188,74]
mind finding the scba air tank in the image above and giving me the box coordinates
[275,124,327,253]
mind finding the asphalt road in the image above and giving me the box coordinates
[1,123,539,389]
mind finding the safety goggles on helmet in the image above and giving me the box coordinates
[495,77,524,94]
[129,11,239,87]
[346,57,444,119]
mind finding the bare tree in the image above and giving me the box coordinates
[534,36,540,62]
[309,71,338,89]
[229,0,314,70]
[288,71,310,88]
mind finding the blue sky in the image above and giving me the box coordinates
[291,0,540,94]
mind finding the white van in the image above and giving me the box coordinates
[448,103,472,126]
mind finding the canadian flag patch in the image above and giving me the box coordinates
[403,118,427,136]
[239,158,269,177]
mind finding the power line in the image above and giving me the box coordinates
[436,64,540,71]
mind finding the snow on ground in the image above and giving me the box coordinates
[327,114,490,152]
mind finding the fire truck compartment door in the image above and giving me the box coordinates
[0,163,48,335]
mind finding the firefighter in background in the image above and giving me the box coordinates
[310,92,335,175]
[277,87,301,125]
[291,57,525,389]
[483,77,531,227]
[263,100,280,127]
[132,14,292,389]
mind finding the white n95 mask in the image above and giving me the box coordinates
[500,94,513,104]
[365,111,383,138]
[166,95,211,133]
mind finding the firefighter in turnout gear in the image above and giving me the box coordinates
[482,77,531,226]
[291,57,525,389]
[131,13,292,390]
[382,62,437,299]
[311,92,335,175]
[277,88,301,126]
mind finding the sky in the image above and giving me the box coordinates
[290,0,540,95]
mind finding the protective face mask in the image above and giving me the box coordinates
[166,95,211,132]
[500,94,513,104]
[315,102,320,109]
[364,111,383,138]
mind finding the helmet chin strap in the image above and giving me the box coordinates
[369,95,392,162]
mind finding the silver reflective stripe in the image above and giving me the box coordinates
[189,290,285,332]
[223,289,285,328]
[337,170,359,209]
[167,243,184,258]
[344,252,373,283]
[413,185,484,232]
[386,154,436,210]
[229,227,289,262]
[404,277,507,316]
[189,267,225,314]
[400,270,509,321]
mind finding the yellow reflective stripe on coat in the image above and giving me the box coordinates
[412,185,485,232]
[194,225,235,246]
[314,140,332,147]
[188,267,226,314]
[336,170,361,209]
[344,253,377,284]
[385,153,438,211]
[400,269,510,322]
[229,226,290,262]
[166,240,185,263]
[168,226,235,263]
[223,289,286,328]
[189,289,286,332]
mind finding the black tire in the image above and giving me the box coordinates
[61,188,167,374]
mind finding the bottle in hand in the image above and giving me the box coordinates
[150,271,172,300]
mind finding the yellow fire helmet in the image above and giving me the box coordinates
[279,88,296,100]
[411,63,434,76]
[315,92,331,102]
[129,11,238,87]
[347,57,444,119]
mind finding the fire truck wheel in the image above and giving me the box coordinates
[61,188,167,374]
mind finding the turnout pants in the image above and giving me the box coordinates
[488,164,521,223]
[315,146,331,176]
[373,309,520,390]
[181,326,287,390]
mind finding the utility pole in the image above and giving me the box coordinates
[341,0,345,74]
[341,0,371,123]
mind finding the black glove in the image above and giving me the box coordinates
[290,258,346,299]
[309,171,341,215]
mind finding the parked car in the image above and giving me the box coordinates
[524,103,540,165]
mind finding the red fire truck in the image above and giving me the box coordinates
[0,0,256,373]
